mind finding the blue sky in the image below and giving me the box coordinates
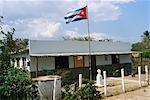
[0,0,149,43]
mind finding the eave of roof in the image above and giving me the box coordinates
[30,51,132,57]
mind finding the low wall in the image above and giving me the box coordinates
[31,63,132,80]
[97,63,132,77]
[33,75,61,100]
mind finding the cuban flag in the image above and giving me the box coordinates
[64,6,88,24]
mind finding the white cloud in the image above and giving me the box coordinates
[6,18,61,39]
[64,30,80,38]
[68,0,135,21]
[89,1,121,21]
[64,30,114,40]
[107,0,135,4]
[89,33,114,40]
[27,18,61,38]
[3,0,135,22]
[1,0,135,40]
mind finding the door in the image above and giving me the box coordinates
[55,56,69,69]
[74,56,84,68]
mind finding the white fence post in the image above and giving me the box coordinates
[103,71,107,96]
[53,78,57,100]
[138,66,142,87]
[121,68,125,92]
[79,74,82,88]
[145,65,149,85]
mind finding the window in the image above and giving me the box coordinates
[104,55,108,61]
[74,56,84,68]
[55,56,69,69]
[111,54,119,64]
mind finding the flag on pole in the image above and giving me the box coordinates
[64,6,87,24]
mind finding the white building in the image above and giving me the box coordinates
[10,40,132,78]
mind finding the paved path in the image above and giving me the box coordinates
[103,86,150,100]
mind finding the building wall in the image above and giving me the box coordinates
[68,56,90,68]
[84,56,90,67]
[10,51,30,70]
[30,57,36,71]
[69,56,74,68]
[119,54,131,64]
[96,55,112,66]
[30,56,55,72]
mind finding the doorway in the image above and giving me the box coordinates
[55,56,69,69]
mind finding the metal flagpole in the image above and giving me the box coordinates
[86,5,92,80]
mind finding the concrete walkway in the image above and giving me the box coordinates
[103,86,150,100]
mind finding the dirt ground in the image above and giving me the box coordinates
[96,74,150,99]
[103,86,150,100]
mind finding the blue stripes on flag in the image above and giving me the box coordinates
[64,6,87,24]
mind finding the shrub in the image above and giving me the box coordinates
[45,69,71,85]
[0,68,39,99]
[62,79,101,100]
[142,51,150,58]
[112,69,120,77]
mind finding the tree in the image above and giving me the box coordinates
[0,28,16,69]
[132,30,150,58]
[0,16,16,69]
[0,17,28,70]
[0,17,38,99]
[141,30,150,40]
[132,30,150,51]
[0,67,39,99]
[63,35,95,41]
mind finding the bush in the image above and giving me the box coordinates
[62,79,101,100]
[45,69,71,85]
[142,51,150,58]
[0,67,39,99]
[112,69,120,77]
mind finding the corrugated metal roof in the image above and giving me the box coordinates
[29,40,131,56]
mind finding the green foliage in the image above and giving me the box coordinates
[62,36,95,41]
[0,67,39,99]
[0,17,38,99]
[112,69,120,77]
[0,17,28,71]
[142,51,150,58]
[0,28,16,69]
[141,30,150,40]
[44,69,71,85]
[132,42,143,51]
[132,30,150,58]
[62,79,100,100]
[82,79,95,84]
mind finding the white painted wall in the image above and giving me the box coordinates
[10,51,30,70]
[119,54,131,63]
[38,57,55,71]
[30,56,55,72]
[11,52,30,59]
[30,57,36,71]
[96,55,112,66]
[69,56,74,68]
[84,56,90,67]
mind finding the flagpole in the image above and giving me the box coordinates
[87,5,92,80]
